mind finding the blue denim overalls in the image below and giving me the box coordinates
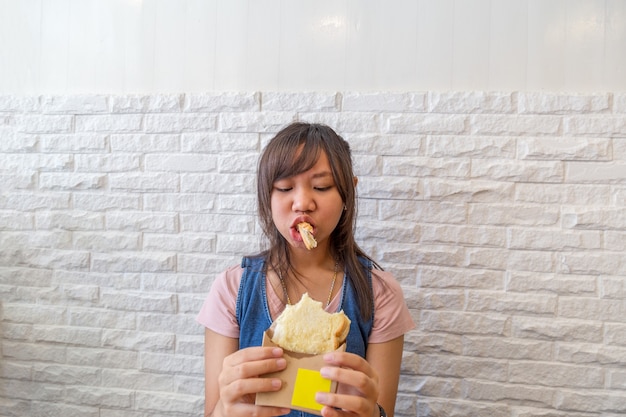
[236,255,374,417]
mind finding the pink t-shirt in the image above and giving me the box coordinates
[196,264,415,344]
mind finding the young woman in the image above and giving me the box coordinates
[197,122,414,417]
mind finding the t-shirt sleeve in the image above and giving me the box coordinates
[368,269,415,344]
[196,265,243,339]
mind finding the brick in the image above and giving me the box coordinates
[109,134,180,152]
[217,152,259,173]
[506,271,597,296]
[3,303,67,325]
[472,159,563,182]
[301,111,382,133]
[355,220,420,243]
[564,115,626,137]
[464,379,554,407]
[429,91,514,114]
[344,92,426,112]
[76,114,143,133]
[420,224,506,247]
[518,137,611,160]
[1,341,66,363]
[382,156,470,178]
[69,308,136,330]
[471,114,562,136]
[73,193,141,210]
[463,336,553,361]
[39,173,107,190]
[32,325,101,347]
[385,113,466,135]
[424,179,514,202]
[417,353,508,381]
[515,183,612,205]
[102,329,176,352]
[137,312,202,336]
[358,176,422,199]
[36,211,104,230]
[75,154,141,172]
[1,153,73,172]
[0,131,37,152]
[0,210,34,230]
[1,247,90,270]
[134,391,203,414]
[507,228,601,250]
[0,94,39,112]
[15,114,74,133]
[180,173,255,194]
[0,192,71,210]
[30,402,99,417]
[181,132,259,152]
[144,153,218,172]
[518,92,610,114]
[218,111,295,133]
[0,173,36,190]
[601,276,626,299]
[606,323,626,347]
[145,113,218,133]
[143,233,215,253]
[420,310,508,336]
[554,389,626,413]
[64,386,132,408]
[263,92,339,112]
[468,204,560,226]
[556,342,626,366]
[348,133,424,156]
[509,361,603,389]
[426,135,516,158]
[184,92,259,112]
[466,248,555,273]
[40,133,108,152]
[143,193,216,212]
[558,296,626,323]
[418,266,504,290]
[565,161,626,183]
[557,251,626,275]
[105,211,178,233]
[379,200,466,224]
[102,369,174,391]
[109,172,179,192]
[40,95,109,114]
[466,290,557,316]
[512,316,602,342]
[417,398,510,417]
[91,252,177,273]
[109,94,182,113]
[66,347,137,369]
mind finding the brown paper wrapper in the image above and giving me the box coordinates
[255,330,346,416]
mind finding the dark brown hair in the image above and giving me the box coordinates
[256,122,379,319]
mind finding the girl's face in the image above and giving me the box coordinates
[270,150,344,252]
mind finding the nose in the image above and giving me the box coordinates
[292,187,315,212]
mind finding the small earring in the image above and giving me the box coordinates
[343,204,347,211]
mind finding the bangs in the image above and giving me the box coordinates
[271,129,325,181]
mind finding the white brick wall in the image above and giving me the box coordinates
[1,91,625,417]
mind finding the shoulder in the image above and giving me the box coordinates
[213,264,245,299]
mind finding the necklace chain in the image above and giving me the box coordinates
[278,261,339,307]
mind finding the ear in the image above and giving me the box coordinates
[353,176,358,187]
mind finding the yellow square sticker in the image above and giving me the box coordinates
[291,368,332,411]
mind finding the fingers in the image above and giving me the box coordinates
[218,346,288,413]
[315,352,380,417]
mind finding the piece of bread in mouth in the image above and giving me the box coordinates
[270,293,350,354]
[297,222,317,250]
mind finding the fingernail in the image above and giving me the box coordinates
[272,347,283,356]
[323,353,334,361]
[271,379,282,388]
[315,392,328,404]
[276,358,287,368]
[320,367,331,378]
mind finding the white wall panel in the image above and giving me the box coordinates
[0,0,625,93]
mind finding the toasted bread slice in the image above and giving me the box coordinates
[271,293,350,354]
[297,222,317,250]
